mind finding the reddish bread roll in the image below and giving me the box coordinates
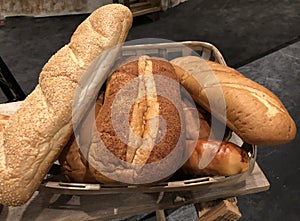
[182,140,250,176]
[171,56,296,146]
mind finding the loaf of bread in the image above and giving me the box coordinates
[60,56,186,184]
[0,4,132,206]
[59,92,104,183]
[171,56,296,146]
[182,140,250,176]
[0,114,9,132]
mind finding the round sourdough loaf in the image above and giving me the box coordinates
[60,56,186,184]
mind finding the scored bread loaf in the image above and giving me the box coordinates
[171,56,296,146]
[60,56,185,184]
[0,4,132,206]
[90,56,185,184]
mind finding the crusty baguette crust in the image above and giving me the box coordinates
[0,4,132,206]
[171,56,296,146]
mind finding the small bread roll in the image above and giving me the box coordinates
[182,140,250,176]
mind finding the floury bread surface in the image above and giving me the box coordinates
[0,4,132,206]
[171,56,296,146]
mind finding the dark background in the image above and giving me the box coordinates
[0,0,299,220]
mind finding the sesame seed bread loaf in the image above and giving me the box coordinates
[171,56,296,146]
[0,4,132,206]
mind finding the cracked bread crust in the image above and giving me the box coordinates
[88,56,185,184]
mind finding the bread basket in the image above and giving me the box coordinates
[42,40,257,195]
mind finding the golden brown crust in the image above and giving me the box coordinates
[171,56,296,146]
[87,56,184,184]
[0,4,132,206]
[182,140,249,176]
[59,93,105,183]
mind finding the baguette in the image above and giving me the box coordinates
[0,4,132,206]
[171,56,296,146]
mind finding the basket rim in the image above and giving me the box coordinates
[121,40,227,66]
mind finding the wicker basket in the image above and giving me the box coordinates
[43,41,257,195]
[120,40,227,65]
